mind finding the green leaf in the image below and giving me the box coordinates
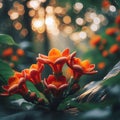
[0,34,17,46]
[101,61,120,86]
[0,59,14,84]
[26,81,41,97]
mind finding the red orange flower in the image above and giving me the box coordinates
[102,50,109,57]
[2,48,13,57]
[11,55,19,62]
[115,15,120,24]
[102,0,110,8]
[0,72,28,96]
[97,62,106,70]
[37,48,70,74]
[109,44,119,54]
[67,58,97,79]
[23,62,44,84]
[16,48,25,56]
[116,35,120,42]
[90,35,101,47]
[44,75,68,96]
[105,28,118,35]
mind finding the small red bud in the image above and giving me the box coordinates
[30,92,37,100]
[37,98,44,104]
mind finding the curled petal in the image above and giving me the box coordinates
[84,70,98,74]
[72,65,83,72]
[45,84,58,90]
[8,84,18,93]
[37,57,52,64]
[55,57,67,64]
[67,51,77,66]
[58,84,68,90]
[69,51,76,60]
[19,77,26,86]
[44,78,68,91]
[85,64,95,72]
[39,54,48,59]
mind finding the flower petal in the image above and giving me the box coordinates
[84,70,98,74]
[8,77,19,86]
[58,83,68,90]
[37,57,52,64]
[72,65,83,72]
[48,48,61,62]
[8,84,18,93]
[2,85,9,91]
[62,48,70,56]
[54,57,67,64]
[39,54,48,59]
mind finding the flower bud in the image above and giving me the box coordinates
[37,98,45,104]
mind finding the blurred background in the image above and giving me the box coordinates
[0,0,120,84]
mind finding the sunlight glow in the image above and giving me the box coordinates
[78,31,87,39]
[74,2,83,12]
[109,5,116,12]
[27,0,40,10]
[90,24,99,31]
[0,2,3,9]
[32,18,45,33]
[76,18,84,26]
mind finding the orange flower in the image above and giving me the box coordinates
[102,50,109,57]
[90,35,101,47]
[16,48,25,56]
[0,72,28,96]
[44,75,68,96]
[2,48,13,57]
[37,48,70,74]
[23,62,44,84]
[105,28,117,35]
[109,44,119,54]
[115,15,120,24]
[67,58,97,79]
[11,55,19,61]
[116,35,120,42]
[97,62,106,69]
[102,0,110,8]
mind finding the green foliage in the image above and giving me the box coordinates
[0,34,17,46]
[0,59,14,84]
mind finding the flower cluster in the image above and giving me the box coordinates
[0,48,97,110]
[89,14,120,70]
[1,47,25,68]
